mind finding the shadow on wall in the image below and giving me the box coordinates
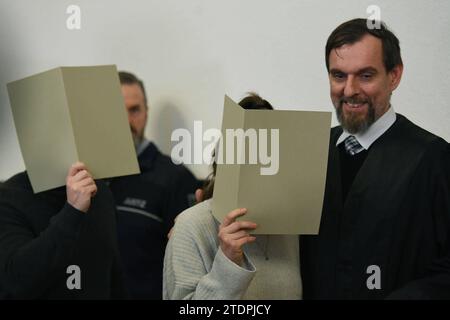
[152,101,189,161]
[0,2,28,180]
[153,100,215,180]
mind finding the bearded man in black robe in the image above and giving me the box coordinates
[300,18,450,299]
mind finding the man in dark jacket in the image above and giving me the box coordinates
[109,71,201,299]
[300,18,450,299]
[0,162,128,299]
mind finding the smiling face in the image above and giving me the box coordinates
[121,83,148,147]
[328,34,403,134]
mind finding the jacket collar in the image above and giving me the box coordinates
[137,141,160,171]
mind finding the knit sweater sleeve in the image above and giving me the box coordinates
[163,201,256,300]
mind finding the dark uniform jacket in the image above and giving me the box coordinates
[108,142,201,299]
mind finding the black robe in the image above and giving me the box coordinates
[300,114,450,299]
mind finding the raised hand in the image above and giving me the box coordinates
[66,162,97,213]
[218,208,257,266]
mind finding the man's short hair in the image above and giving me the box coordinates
[118,71,147,106]
[325,18,403,72]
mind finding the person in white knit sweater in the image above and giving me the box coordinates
[163,94,302,300]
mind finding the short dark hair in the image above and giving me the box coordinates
[118,71,148,105]
[325,18,403,72]
[238,92,274,110]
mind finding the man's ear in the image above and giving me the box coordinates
[389,64,403,91]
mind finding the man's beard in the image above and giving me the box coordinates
[334,96,376,134]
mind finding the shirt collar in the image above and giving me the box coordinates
[136,138,151,156]
[336,106,396,150]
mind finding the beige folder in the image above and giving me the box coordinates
[7,65,140,193]
[212,96,331,234]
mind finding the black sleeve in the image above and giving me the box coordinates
[387,141,450,299]
[110,250,130,300]
[176,167,202,207]
[0,202,85,299]
[164,167,202,232]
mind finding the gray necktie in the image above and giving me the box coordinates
[344,135,365,155]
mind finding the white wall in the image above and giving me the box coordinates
[1,0,449,181]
